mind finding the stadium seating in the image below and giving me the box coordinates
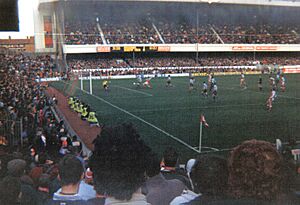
[66,55,300,74]
[64,19,300,45]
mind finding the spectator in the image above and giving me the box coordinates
[7,158,39,205]
[71,135,82,156]
[160,146,191,189]
[46,154,88,204]
[0,176,22,205]
[142,152,186,205]
[227,139,291,204]
[89,123,152,204]
[29,152,53,187]
[36,174,51,205]
[7,158,27,178]
[176,155,228,204]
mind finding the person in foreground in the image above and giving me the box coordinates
[183,140,299,205]
[45,154,87,205]
[89,123,152,205]
[226,139,298,205]
[172,155,228,205]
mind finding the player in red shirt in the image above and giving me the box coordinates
[143,78,152,89]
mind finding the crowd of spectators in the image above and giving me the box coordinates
[101,22,161,44]
[128,56,199,68]
[0,53,84,204]
[66,55,300,75]
[68,58,130,70]
[64,21,102,45]
[213,24,300,44]
[0,53,300,204]
[64,19,300,45]
[156,21,220,44]
[0,54,62,79]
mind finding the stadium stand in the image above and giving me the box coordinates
[2,1,300,204]
[0,54,90,204]
[66,53,300,74]
[64,19,300,45]
[64,21,102,45]
[101,22,161,44]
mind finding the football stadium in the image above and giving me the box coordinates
[0,0,300,204]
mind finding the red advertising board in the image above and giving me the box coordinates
[232,46,278,51]
[97,46,111,52]
[157,46,171,52]
[282,68,300,74]
[256,46,277,51]
[232,46,254,51]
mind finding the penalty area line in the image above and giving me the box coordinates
[82,90,200,153]
[62,81,201,153]
[111,85,153,97]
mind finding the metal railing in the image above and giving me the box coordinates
[0,110,22,147]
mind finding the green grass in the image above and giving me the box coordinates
[51,74,300,161]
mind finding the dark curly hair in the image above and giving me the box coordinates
[0,176,21,205]
[191,155,228,195]
[89,123,152,201]
[163,146,179,167]
[228,139,284,201]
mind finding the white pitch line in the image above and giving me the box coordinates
[200,147,232,154]
[196,146,220,151]
[128,101,296,114]
[222,86,300,100]
[82,90,200,153]
[111,85,153,97]
[62,81,201,153]
[130,103,264,113]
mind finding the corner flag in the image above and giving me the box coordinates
[200,114,209,128]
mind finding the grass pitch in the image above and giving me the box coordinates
[51,74,300,161]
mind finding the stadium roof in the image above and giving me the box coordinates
[39,0,300,7]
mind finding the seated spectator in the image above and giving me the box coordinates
[51,95,58,105]
[46,154,88,204]
[142,152,186,205]
[54,166,96,201]
[7,158,27,178]
[7,158,39,205]
[71,135,82,156]
[36,174,51,205]
[176,155,228,204]
[227,139,295,204]
[29,152,53,187]
[0,176,22,205]
[89,123,153,204]
[160,146,191,189]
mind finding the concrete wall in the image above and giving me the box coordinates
[33,2,56,53]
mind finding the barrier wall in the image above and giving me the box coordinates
[281,65,300,73]
[70,66,257,73]
[64,44,300,54]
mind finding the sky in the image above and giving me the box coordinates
[0,0,36,39]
